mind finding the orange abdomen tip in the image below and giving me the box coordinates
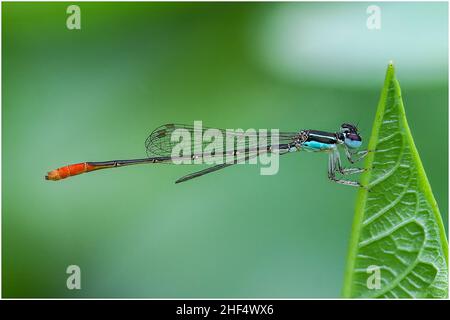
[45,169,62,181]
[45,162,93,181]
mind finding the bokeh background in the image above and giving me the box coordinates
[2,2,448,298]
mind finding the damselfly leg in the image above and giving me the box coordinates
[344,147,372,164]
[327,149,369,188]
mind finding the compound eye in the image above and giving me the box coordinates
[347,133,361,141]
[344,133,362,149]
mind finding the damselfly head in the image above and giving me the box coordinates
[340,123,362,149]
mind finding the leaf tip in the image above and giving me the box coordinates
[387,60,395,72]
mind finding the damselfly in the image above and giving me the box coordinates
[45,123,370,187]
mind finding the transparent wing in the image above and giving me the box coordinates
[175,143,293,183]
[145,123,299,159]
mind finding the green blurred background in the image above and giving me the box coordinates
[2,2,447,298]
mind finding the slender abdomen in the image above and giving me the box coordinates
[45,157,171,181]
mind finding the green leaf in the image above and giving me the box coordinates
[342,62,448,298]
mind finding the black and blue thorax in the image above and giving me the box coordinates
[301,130,340,152]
